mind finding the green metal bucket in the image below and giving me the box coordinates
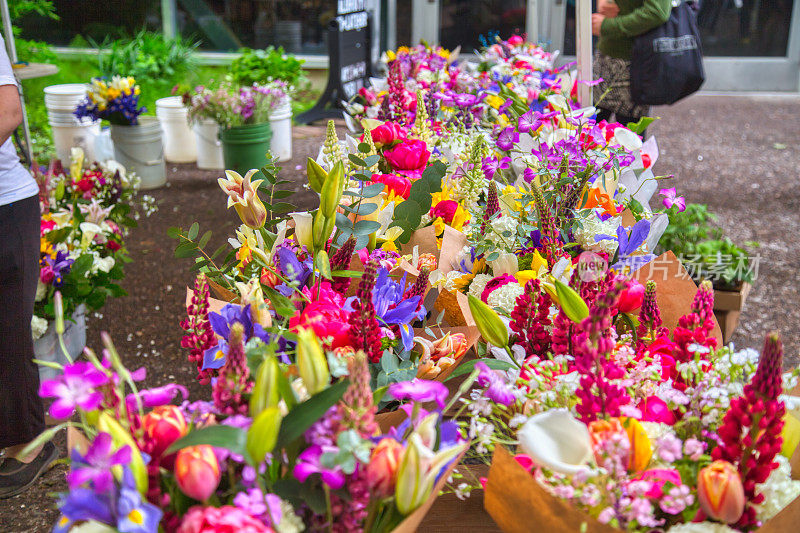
[219,122,273,175]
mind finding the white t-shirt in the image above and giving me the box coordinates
[0,35,37,207]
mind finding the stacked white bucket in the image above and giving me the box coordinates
[44,84,101,163]
[269,96,293,162]
[155,96,197,163]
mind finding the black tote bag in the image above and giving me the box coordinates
[630,2,705,106]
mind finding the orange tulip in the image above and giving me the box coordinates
[697,461,745,524]
[142,405,187,458]
[174,445,221,502]
[581,187,619,217]
[619,417,652,472]
[366,438,405,497]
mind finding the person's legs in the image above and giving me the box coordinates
[615,112,649,138]
[595,108,614,123]
[0,195,45,453]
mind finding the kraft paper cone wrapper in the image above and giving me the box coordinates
[206,277,238,303]
[632,251,723,343]
[389,449,467,533]
[185,288,232,316]
[486,438,800,533]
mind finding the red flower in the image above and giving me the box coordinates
[383,139,430,178]
[618,279,645,313]
[106,239,122,252]
[290,300,351,350]
[430,200,458,224]
[642,335,677,380]
[638,395,676,424]
[370,122,406,147]
[372,173,411,199]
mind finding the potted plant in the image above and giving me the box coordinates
[231,46,310,161]
[75,76,166,189]
[657,203,756,342]
[183,81,286,175]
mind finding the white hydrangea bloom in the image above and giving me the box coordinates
[275,499,305,533]
[573,211,620,255]
[35,280,47,302]
[486,282,524,313]
[467,274,493,299]
[31,315,49,340]
[755,454,800,522]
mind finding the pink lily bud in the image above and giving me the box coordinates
[175,445,221,502]
[697,461,745,524]
[217,169,267,229]
[142,405,187,458]
[366,438,405,497]
[430,333,468,362]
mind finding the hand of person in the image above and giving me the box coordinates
[592,13,606,36]
[597,0,620,18]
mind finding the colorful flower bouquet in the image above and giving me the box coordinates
[31,148,155,338]
[182,81,288,129]
[74,76,146,126]
[457,275,800,532]
[33,290,467,532]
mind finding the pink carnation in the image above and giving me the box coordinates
[178,505,273,533]
[383,139,430,179]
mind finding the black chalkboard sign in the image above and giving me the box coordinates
[295,3,373,124]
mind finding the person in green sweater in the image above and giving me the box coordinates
[591,0,673,128]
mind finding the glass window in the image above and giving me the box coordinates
[174,0,335,53]
[439,0,527,52]
[15,0,162,46]
[697,0,794,57]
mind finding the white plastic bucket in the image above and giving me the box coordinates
[192,117,225,170]
[33,305,86,382]
[269,98,293,162]
[156,96,197,163]
[49,112,101,163]
[110,116,166,189]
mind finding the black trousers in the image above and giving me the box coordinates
[0,194,44,448]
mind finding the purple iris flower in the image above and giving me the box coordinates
[495,126,519,151]
[596,219,655,273]
[56,488,114,526]
[67,432,132,493]
[275,246,312,296]
[116,467,162,532]
[293,445,346,489]
[41,250,74,288]
[475,362,516,406]
[125,383,188,412]
[482,156,511,179]
[202,303,272,370]
[39,361,109,419]
[388,379,448,409]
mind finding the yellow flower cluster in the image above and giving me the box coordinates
[87,76,140,112]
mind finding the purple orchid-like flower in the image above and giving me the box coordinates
[202,303,272,370]
[518,110,557,133]
[482,156,511,179]
[476,362,516,406]
[388,379,448,409]
[495,126,519,151]
[293,445,346,489]
[56,489,114,529]
[125,383,188,412]
[40,361,110,419]
[40,250,74,288]
[659,187,686,212]
[67,433,132,493]
[275,246,313,296]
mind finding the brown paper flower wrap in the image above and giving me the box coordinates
[485,442,800,533]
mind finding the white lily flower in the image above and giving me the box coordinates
[488,251,519,276]
[289,212,314,250]
[517,409,593,475]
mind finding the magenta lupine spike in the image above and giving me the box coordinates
[387,60,406,122]
[480,182,500,233]
[330,236,357,294]
[531,183,564,268]
[691,279,715,322]
[712,332,785,530]
[401,268,429,311]
[636,280,663,346]
[180,274,218,384]
[212,323,252,416]
[338,352,378,439]
[509,279,552,358]
[573,281,631,423]
[347,260,383,363]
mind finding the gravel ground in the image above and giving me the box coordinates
[2,94,798,531]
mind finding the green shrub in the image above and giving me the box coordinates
[230,46,308,93]
[93,30,199,85]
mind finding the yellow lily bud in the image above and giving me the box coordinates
[467,294,509,348]
[247,406,282,464]
[320,161,344,219]
[250,355,281,416]
[306,157,328,193]
[553,278,589,323]
[296,327,330,395]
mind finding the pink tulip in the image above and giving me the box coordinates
[175,445,221,502]
[370,122,406,147]
[618,280,645,313]
[508,35,524,46]
[639,396,677,425]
